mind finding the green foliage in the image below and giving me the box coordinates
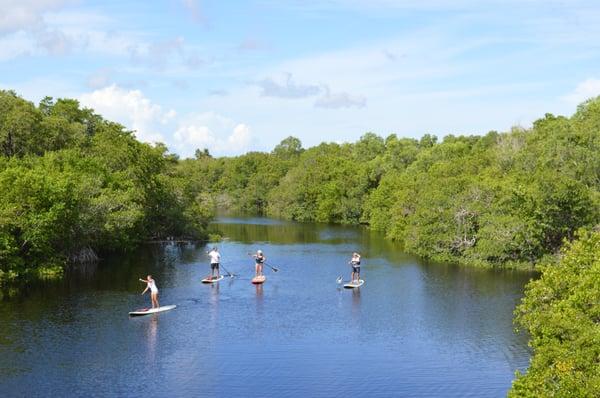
[178,96,600,270]
[0,90,212,282]
[510,231,600,397]
[272,136,303,159]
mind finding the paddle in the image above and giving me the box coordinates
[336,276,343,284]
[220,263,237,278]
[247,252,278,272]
[206,249,237,277]
[264,262,279,272]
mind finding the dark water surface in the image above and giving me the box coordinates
[0,217,534,397]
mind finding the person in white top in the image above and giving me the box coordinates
[139,275,159,308]
[349,252,361,283]
[207,247,221,280]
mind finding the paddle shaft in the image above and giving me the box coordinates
[247,253,278,272]
[219,263,236,277]
[263,262,278,272]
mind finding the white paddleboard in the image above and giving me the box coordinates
[129,305,176,316]
[202,275,225,284]
[343,279,364,289]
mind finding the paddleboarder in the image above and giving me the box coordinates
[349,252,361,283]
[252,249,266,277]
[207,246,221,280]
[139,275,159,308]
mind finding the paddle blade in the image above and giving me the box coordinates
[336,276,343,284]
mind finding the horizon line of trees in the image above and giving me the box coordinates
[182,96,600,270]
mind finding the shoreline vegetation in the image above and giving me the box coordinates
[2,89,600,395]
[0,90,213,284]
[2,90,599,281]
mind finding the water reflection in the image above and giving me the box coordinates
[0,216,536,398]
[351,287,361,318]
[146,316,158,363]
[254,283,264,301]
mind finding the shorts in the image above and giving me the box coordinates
[352,266,361,274]
[211,263,219,270]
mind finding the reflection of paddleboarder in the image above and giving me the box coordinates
[207,247,221,280]
[252,250,266,277]
[139,275,159,308]
[349,252,361,283]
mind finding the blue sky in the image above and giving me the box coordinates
[1,0,600,157]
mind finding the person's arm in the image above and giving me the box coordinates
[139,278,148,283]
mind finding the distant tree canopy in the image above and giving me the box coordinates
[272,135,303,159]
[0,90,212,282]
[3,88,600,273]
[180,98,600,269]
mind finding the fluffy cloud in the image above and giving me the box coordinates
[79,85,173,144]
[79,86,253,157]
[563,78,600,105]
[257,73,321,98]
[173,114,253,157]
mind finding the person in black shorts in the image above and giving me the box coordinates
[207,247,221,280]
[349,252,361,283]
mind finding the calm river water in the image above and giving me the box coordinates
[0,217,534,397]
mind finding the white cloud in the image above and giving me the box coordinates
[79,85,171,144]
[173,114,253,157]
[229,123,251,149]
[78,86,253,157]
[563,78,600,105]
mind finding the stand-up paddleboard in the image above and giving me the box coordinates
[251,275,266,284]
[129,305,176,316]
[343,279,364,289]
[201,275,224,284]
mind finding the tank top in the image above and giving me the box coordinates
[147,280,158,293]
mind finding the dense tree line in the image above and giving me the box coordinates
[0,90,212,282]
[182,97,600,269]
[510,230,600,397]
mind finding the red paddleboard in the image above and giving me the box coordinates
[251,275,266,284]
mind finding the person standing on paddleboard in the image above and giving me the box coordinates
[350,252,361,283]
[207,246,221,280]
[139,275,159,308]
[252,250,266,277]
